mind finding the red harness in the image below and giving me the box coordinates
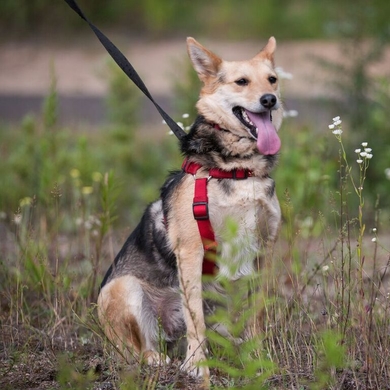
[181,159,254,275]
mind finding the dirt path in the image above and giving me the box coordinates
[2,37,389,100]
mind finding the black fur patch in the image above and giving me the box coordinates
[100,202,179,290]
[181,117,222,157]
[266,178,276,198]
[160,170,186,219]
[219,179,234,195]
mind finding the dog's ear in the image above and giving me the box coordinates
[187,37,222,82]
[254,36,276,64]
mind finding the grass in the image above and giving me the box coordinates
[1,109,389,389]
[1,67,390,389]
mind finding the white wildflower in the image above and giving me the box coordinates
[275,66,293,80]
[14,213,22,225]
[366,153,373,159]
[357,159,363,164]
[329,115,343,136]
[372,237,377,242]
[284,109,299,118]
[372,228,377,232]
[182,113,189,119]
[322,265,330,273]
[332,129,343,135]
[362,142,368,147]
[360,151,367,157]
[177,122,184,129]
[355,149,361,153]
[364,148,372,152]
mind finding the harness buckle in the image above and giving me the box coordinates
[193,201,209,220]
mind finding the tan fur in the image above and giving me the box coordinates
[187,37,283,135]
[98,277,143,360]
[167,174,209,378]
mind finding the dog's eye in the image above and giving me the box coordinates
[235,78,249,86]
[268,76,277,84]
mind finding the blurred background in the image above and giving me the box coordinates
[0,0,389,230]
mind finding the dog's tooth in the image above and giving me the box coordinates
[241,109,256,128]
[243,112,252,125]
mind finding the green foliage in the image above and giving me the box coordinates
[275,122,338,237]
[206,279,277,389]
[172,57,201,121]
[316,0,390,213]
[2,105,390,388]
[203,220,276,389]
[57,354,97,390]
[0,63,182,227]
[2,0,389,40]
[360,77,390,210]
[312,331,346,389]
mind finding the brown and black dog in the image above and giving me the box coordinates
[98,37,283,386]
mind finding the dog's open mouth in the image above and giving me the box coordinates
[233,106,281,155]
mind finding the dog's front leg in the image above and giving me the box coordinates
[177,247,210,385]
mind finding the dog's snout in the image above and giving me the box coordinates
[260,94,277,109]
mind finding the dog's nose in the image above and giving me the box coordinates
[260,94,277,109]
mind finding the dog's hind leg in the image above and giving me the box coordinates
[97,275,169,365]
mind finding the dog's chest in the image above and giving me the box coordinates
[206,177,280,278]
[208,177,277,227]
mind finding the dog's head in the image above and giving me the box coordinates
[187,37,283,156]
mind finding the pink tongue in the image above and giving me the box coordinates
[246,110,281,155]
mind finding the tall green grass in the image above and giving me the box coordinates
[1,56,390,390]
[2,99,389,388]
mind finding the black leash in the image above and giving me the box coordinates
[63,0,187,141]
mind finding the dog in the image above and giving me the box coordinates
[97,36,283,386]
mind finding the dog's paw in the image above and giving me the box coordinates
[181,362,210,380]
[142,350,171,366]
[180,348,209,380]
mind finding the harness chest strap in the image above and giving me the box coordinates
[182,159,253,275]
